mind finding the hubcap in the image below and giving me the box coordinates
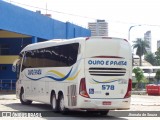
[52,96,56,109]
[60,97,64,111]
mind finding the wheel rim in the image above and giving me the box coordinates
[52,96,56,109]
[60,97,64,111]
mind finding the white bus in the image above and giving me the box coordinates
[13,37,132,115]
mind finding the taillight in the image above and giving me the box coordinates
[124,79,132,98]
[79,78,90,98]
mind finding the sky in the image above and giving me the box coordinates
[3,0,160,52]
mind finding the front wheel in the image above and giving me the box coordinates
[20,89,32,105]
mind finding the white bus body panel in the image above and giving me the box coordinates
[78,37,132,110]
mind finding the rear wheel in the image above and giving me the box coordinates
[51,94,58,112]
[20,89,32,105]
[58,95,68,114]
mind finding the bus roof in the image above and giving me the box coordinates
[21,36,128,53]
[21,37,86,52]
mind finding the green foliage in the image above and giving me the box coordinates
[133,67,146,90]
[155,69,160,83]
[142,77,149,83]
[143,48,160,66]
[133,67,145,83]
[132,38,149,66]
[155,48,160,65]
[144,52,156,66]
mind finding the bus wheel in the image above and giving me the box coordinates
[58,95,68,114]
[51,94,58,112]
[20,89,32,105]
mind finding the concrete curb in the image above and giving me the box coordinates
[0,95,17,100]
[131,91,147,95]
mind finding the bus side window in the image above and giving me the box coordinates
[21,51,32,71]
[68,43,79,66]
[38,49,45,67]
[21,53,27,71]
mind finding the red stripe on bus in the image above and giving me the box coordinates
[91,56,124,59]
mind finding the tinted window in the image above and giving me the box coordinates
[37,49,45,67]
[22,43,79,70]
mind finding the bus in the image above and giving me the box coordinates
[13,37,132,115]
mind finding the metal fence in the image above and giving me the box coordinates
[0,79,16,90]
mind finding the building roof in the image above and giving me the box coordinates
[133,58,152,66]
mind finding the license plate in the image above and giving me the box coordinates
[102,101,111,105]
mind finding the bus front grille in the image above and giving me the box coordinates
[89,67,126,76]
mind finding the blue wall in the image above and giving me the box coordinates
[0,64,16,90]
[0,1,91,40]
[0,64,16,79]
[66,22,90,39]
[0,38,32,55]
[0,1,54,39]
[53,20,66,39]
[0,1,91,90]
[0,38,49,55]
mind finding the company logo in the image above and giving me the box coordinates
[25,67,80,81]
[28,69,42,75]
[88,60,127,66]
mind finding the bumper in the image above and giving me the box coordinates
[74,97,131,110]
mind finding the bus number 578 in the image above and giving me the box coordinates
[102,85,115,90]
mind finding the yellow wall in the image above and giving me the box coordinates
[0,30,30,38]
[0,56,19,64]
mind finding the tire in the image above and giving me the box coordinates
[20,89,32,105]
[51,94,58,112]
[58,95,68,114]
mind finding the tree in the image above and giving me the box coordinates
[144,48,160,66]
[133,67,145,90]
[144,52,156,66]
[155,69,160,84]
[155,48,160,65]
[133,38,149,66]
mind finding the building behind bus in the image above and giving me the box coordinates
[0,1,91,91]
